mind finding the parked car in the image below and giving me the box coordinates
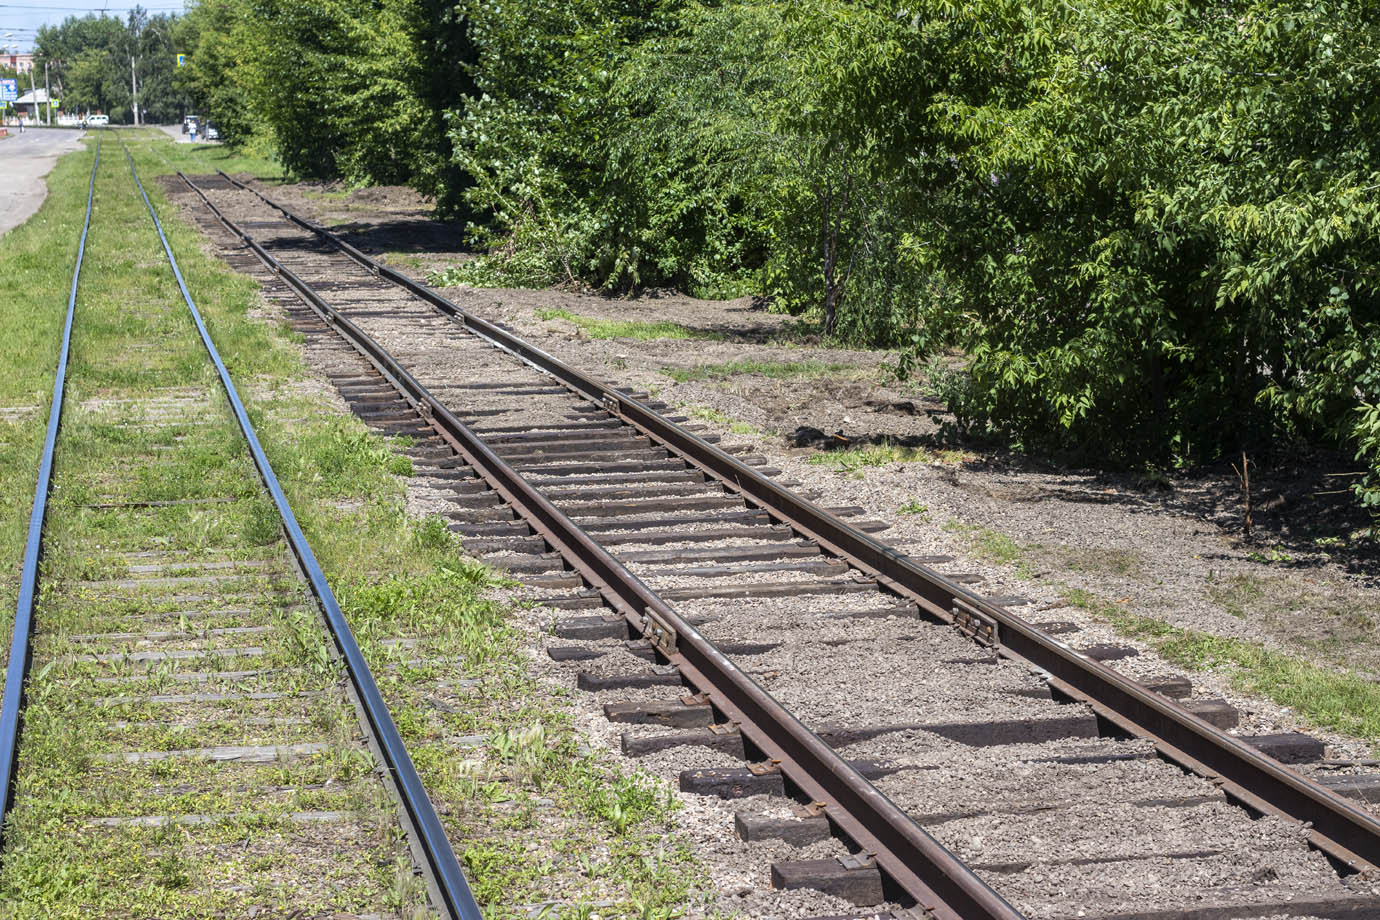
[204,123,220,141]
[86,114,109,127]
[182,114,198,134]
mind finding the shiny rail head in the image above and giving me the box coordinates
[115,136,483,920]
[0,134,103,853]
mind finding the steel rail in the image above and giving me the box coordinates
[0,132,102,852]
[212,169,1380,875]
[181,171,1025,920]
[117,139,482,920]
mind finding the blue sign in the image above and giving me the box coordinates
[0,80,17,103]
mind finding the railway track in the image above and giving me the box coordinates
[0,133,481,917]
[162,165,1380,920]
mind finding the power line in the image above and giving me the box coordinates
[0,4,185,10]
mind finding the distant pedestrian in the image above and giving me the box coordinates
[17,119,22,134]
[189,122,197,143]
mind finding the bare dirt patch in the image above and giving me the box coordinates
[233,174,470,277]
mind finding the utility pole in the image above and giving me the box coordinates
[43,60,50,125]
[130,56,139,126]
[27,64,36,126]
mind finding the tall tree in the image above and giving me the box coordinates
[35,8,188,122]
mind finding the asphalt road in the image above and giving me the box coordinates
[0,127,87,238]
[158,123,221,144]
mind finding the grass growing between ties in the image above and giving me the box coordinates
[534,306,723,341]
[1,134,417,917]
[1062,588,1380,749]
[96,130,710,919]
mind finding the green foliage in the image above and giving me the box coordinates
[177,0,475,208]
[36,10,189,122]
[101,0,1380,519]
[823,0,1380,479]
[173,0,255,142]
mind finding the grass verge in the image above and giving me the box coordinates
[1063,588,1380,748]
[0,136,92,653]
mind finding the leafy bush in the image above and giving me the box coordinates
[163,0,1380,519]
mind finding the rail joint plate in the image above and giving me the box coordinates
[953,599,998,647]
[639,608,677,654]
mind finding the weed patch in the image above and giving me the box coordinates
[810,443,970,475]
[682,404,762,436]
[1203,572,1380,664]
[661,358,862,383]
[943,521,1031,575]
[1063,588,1380,747]
[534,307,722,341]
[898,500,930,519]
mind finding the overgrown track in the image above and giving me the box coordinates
[175,169,1380,919]
[0,134,481,918]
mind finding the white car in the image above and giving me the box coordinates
[86,114,109,127]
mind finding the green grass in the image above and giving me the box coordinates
[534,307,722,341]
[660,358,862,383]
[1202,571,1380,666]
[0,138,92,646]
[0,132,712,918]
[809,442,971,475]
[683,404,763,436]
[943,520,1030,570]
[1,133,414,917]
[1062,588,1380,748]
[122,126,285,181]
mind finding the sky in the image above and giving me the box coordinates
[1,1,186,52]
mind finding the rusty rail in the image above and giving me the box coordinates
[213,167,1380,874]
[183,171,1025,920]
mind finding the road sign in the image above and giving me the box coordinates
[0,79,17,103]
[176,53,187,67]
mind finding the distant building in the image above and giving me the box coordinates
[14,88,51,120]
[6,53,35,74]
